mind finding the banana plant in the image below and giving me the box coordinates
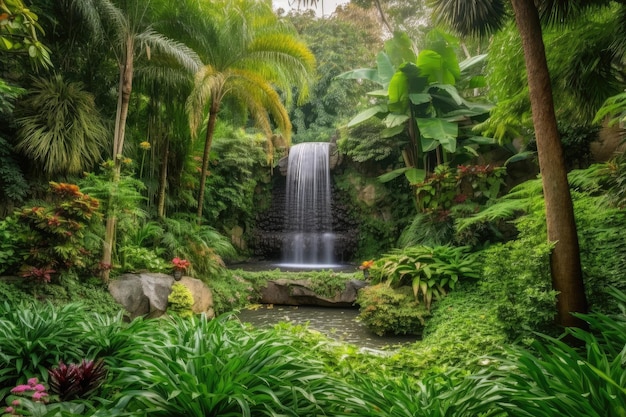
[337,29,494,188]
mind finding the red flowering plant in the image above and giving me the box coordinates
[172,257,190,272]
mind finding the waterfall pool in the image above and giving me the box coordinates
[237,305,418,352]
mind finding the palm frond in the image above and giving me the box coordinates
[429,0,509,38]
[15,75,108,176]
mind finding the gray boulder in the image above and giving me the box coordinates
[109,273,214,319]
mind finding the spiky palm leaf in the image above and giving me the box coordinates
[16,75,107,176]
[429,0,509,38]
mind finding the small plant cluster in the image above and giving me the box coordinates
[415,164,506,217]
[48,359,108,401]
[369,245,479,310]
[2,365,105,417]
[167,282,194,318]
[171,257,190,271]
[357,284,430,336]
[1,182,102,282]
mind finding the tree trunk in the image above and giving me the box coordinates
[510,0,588,328]
[101,37,134,283]
[196,99,220,223]
[157,138,169,219]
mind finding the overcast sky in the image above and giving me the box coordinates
[273,0,350,17]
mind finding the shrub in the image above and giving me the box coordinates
[167,283,194,318]
[9,182,102,280]
[479,231,558,343]
[48,359,107,401]
[370,245,480,310]
[357,285,430,336]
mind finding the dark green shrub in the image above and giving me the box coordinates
[479,229,558,342]
[357,284,430,336]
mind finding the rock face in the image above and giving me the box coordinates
[258,279,367,307]
[109,273,214,319]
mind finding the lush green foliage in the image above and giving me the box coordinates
[357,284,430,336]
[1,288,625,416]
[167,282,194,318]
[2,183,103,280]
[104,314,359,417]
[370,245,480,310]
[15,75,108,176]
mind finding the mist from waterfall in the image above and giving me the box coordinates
[281,142,337,267]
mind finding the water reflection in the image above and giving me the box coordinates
[237,305,418,351]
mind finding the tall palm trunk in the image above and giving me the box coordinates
[196,99,220,223]
[511,0,588,328]
[101,36,135,283]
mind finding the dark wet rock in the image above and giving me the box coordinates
[258,279,367,307]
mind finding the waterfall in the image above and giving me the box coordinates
[281,142,336,267]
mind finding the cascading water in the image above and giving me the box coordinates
[281,142,337,267]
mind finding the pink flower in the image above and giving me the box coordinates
[33,384,46,392]
[10,384,33,393]
[5,406,14,413]
[11,400,20,406]
[32,391,48,401]
[27,377,38,385]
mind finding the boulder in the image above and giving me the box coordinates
[259,279,368,307]
[109,273,214,319]
[178,276,215,318]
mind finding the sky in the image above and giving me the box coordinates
[273,0,350,17]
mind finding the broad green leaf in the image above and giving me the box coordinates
[376,52,395,86]
[367,89,389,97]
[421,136,438,152]
[417,49,458,85]
[388,71,409,113]
[384,112,409,128]
[469,75,487,89]
[347,104,387,127]
[416,117,458,143]
[335,68,378,82]
[459,54,487,71]
[409,93,431,105]
[505,151,535,165]
[378,167,411,183]
[385,31,417,66]
[429,83,464,105]
[381,124,406,138]
[465,136,496,145]
[405,168,426,185]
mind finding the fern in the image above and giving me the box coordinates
[455,178,544,232]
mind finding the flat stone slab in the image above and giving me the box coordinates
[258,279,367,307]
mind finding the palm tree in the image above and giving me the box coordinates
[184,0,315,222]
[15,74,107,177]
[427,0,625,329]
[69,0,200,281]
